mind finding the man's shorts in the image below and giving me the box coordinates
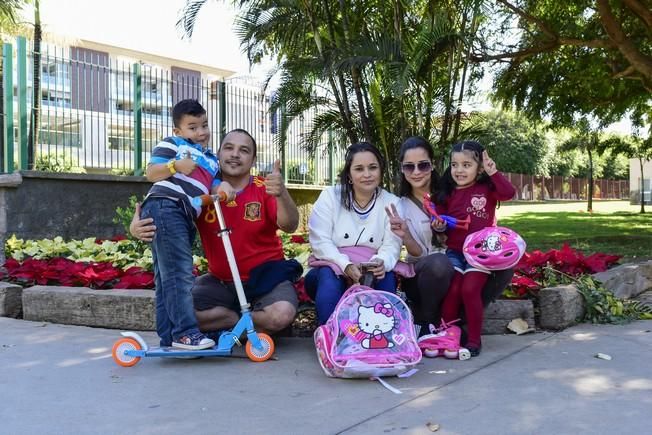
[192,272,299,313]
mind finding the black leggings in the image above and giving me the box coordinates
[402,253,514,325]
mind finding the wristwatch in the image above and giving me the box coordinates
[167,159,177,174]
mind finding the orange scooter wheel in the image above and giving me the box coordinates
[245,333,275,362]
[112,338,142,367]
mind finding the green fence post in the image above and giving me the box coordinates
[281,103,287,183]
[132,62,142,176]
[218,80,226,143]
[2,43,14,173]
[328,129,335,186]
[16,36,27,171]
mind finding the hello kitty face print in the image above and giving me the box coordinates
[358,303,396,349]
[482,233,502,252]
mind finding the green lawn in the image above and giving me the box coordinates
[496,201,652,261]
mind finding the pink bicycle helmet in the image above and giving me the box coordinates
[463,226,526,271]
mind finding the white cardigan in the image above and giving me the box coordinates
[397,196,445,263]
[308,186,401,273]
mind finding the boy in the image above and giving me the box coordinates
[141,99,235,350]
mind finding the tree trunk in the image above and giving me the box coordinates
[453,10,478,142]
[27,0,41,169]
[0,58,4,172]
[336,0,371,142]
[640,156,646,213]
[587,148,593,212]
[596,0,652,85]
[321,0,357,144]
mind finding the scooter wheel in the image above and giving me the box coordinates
[112,338,142,367]
[245,333,275,362]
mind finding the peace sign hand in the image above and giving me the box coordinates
[482,151,497,176]
[385,204,410,240]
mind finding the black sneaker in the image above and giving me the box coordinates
[172,332,215,350]
[467,344,482,357]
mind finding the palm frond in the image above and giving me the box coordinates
[176,0,210,39]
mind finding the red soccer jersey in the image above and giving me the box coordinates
[196,176,285,282]
[437,172,516,252]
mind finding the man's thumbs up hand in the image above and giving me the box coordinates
[264,159,284,197]
[272,159,281,175]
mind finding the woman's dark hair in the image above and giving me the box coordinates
[435,140,492,205]
[338,142,385,210]
[397,136,440,199]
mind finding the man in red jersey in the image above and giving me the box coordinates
[131,129,301,336]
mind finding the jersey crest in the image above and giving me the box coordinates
[244,202,262,221]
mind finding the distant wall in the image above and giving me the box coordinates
[0,171,150,243]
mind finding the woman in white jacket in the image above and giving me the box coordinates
[305,142,402,324]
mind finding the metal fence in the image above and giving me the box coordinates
[1,37,630,197]
[506,173,629,200]
[1,37,344,185]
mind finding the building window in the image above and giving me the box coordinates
[40,120,81,147]
[108,126,133,150]
[42,89,71,108]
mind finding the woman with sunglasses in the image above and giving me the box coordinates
[305,142,402,325]
[386,136,514,341]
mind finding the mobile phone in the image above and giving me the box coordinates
[358,261,379,269]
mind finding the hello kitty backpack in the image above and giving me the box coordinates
[313,284,422,378]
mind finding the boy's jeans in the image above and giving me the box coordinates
[141,197,200,346]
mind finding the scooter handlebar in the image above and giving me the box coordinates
[191,192,227,208]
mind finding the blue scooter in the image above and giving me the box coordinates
[111,193,274,366]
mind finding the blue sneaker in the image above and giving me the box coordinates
[172,332,215,350]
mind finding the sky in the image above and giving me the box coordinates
[29,0,253,75]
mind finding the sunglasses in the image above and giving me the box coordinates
[401,161,432,174]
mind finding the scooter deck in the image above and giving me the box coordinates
[125,346,234,358]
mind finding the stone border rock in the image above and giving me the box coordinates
[0,282,22,318]
[22,286,154,330]
[538,284,585,330]
[15,284,538,334]
[483,299,535,334]
[592,260,652,299]
[4,280,628,333]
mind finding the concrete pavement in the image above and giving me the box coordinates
[1,317,651,435]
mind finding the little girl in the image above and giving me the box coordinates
[434,140,515,356]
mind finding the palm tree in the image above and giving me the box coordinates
[177,0,485,188]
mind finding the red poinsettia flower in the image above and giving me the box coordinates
[583,252,621,273]
[290,235,308,244]
[4,258,21,273]
[113,269,154,289]
[293,277,312,303]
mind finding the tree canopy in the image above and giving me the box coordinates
[179,0,492,186]
[477,0,651,125]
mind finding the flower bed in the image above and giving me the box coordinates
[3,235,649,329]
[508,243,621,298]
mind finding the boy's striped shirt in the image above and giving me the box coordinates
[147,136,221,217]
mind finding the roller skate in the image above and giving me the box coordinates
[417,319,471,361]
